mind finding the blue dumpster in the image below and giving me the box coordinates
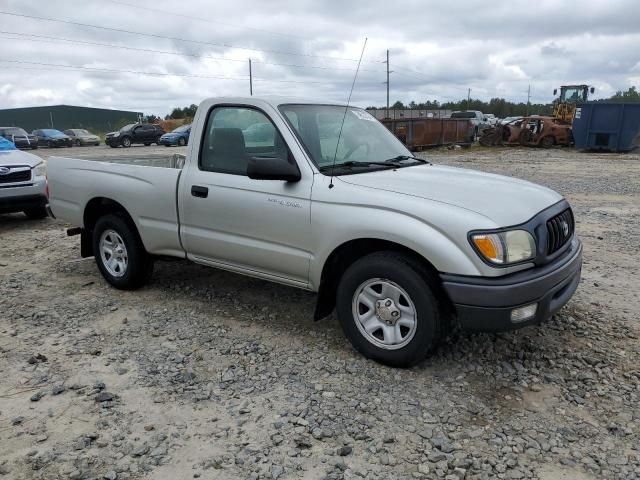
[572,103,640,152]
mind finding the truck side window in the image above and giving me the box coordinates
[200,106,289,175]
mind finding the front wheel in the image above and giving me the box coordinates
[121,136,132,148]
[177,137,186,147]
[75,139,81,146]
[92,214,153,290]
[336,252,445,367]
[540,136,555,148]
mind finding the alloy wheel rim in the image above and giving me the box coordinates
[99,229,128,277]
[351,278,417,350]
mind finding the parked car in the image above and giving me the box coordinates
[499,116,523,125]
[158,124,191,147]
[48,97,581,368]
[105,123,165,148]
[485,114,498,126]
[450,110,490,138]
[64,129,100,146]
[32,129,73,148]
[0,136,48,218]
[242,122,275,143]
[0,127,38,150]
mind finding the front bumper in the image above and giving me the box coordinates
[45,138,72,147]
[441,238,582,332]
[158,137,178,145]
[0,194,48,214]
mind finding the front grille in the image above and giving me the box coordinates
[546,208,574,255]
[0,168,31,184]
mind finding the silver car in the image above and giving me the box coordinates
[64,129,100,146]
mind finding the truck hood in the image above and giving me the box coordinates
[0,149,41,168]
[339,164,563,226]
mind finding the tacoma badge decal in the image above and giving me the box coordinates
[268,197,302,208]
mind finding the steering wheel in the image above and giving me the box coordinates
[343,142,370,160]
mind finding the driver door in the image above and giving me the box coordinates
[179,105,313,286]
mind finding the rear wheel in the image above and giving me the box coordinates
[24,207,48,219]
[92,214,153,290]
[336,252,444,367]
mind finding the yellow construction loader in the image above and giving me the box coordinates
[553,85,594,123]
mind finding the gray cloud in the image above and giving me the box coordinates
[1,0,639,115]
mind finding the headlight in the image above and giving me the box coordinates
[34,162,47,177]
[471,229,536,265]
[112,132,120,137]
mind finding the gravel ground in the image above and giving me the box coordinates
[1,145,639,480]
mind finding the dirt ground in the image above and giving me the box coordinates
[1,145,639,480]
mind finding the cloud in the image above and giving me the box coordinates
[0,0,639,114]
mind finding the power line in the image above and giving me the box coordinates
[0,31,385,74]
[0,59,339,84]
[0,10,379,64]
[102,0,308,40]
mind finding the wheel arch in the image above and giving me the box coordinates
[313,237,455,321]
[81,197,140,258]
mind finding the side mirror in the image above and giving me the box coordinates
[590,87,595,94]
[553,89,557,96]
[247,157,301,182]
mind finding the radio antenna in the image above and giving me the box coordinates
[329,37,368,189]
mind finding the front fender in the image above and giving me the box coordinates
[309,203,485,290]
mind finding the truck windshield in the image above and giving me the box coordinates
[278,104,412,173]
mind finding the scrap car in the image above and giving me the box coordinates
[479,116,573,148]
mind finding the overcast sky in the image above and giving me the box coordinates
[1,0,639,116]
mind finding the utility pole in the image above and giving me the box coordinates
[249,58,253,96]
[467,88,471,110]
[384,49,390,119]
[526,84,531,116]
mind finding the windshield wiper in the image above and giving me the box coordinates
[384,155,431,165]
[319,160,397,171]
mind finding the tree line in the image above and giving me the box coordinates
[152,86,640,123]
[367,86,640,118]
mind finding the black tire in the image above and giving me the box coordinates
[540,136,554,148]
[177,137,186,147]
[31,145,38,150]
[47,140,53,148]
[144,143,151,146]
[23,207,48,219]
[164,144,171,147]
[336,252,445,368]
[75,139,81,146]
[121,136,132,148]
[92,214,153,290]
[109,144,118,148]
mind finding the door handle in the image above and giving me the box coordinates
[191,185,209,198]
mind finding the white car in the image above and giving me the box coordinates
[0,138,48,218]
[47,97,582,367]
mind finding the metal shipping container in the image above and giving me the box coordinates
[572,103,640,152]
[381,118,474,150]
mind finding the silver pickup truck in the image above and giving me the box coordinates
[48,97,582,367]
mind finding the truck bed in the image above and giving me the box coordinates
[47,155,186,258]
